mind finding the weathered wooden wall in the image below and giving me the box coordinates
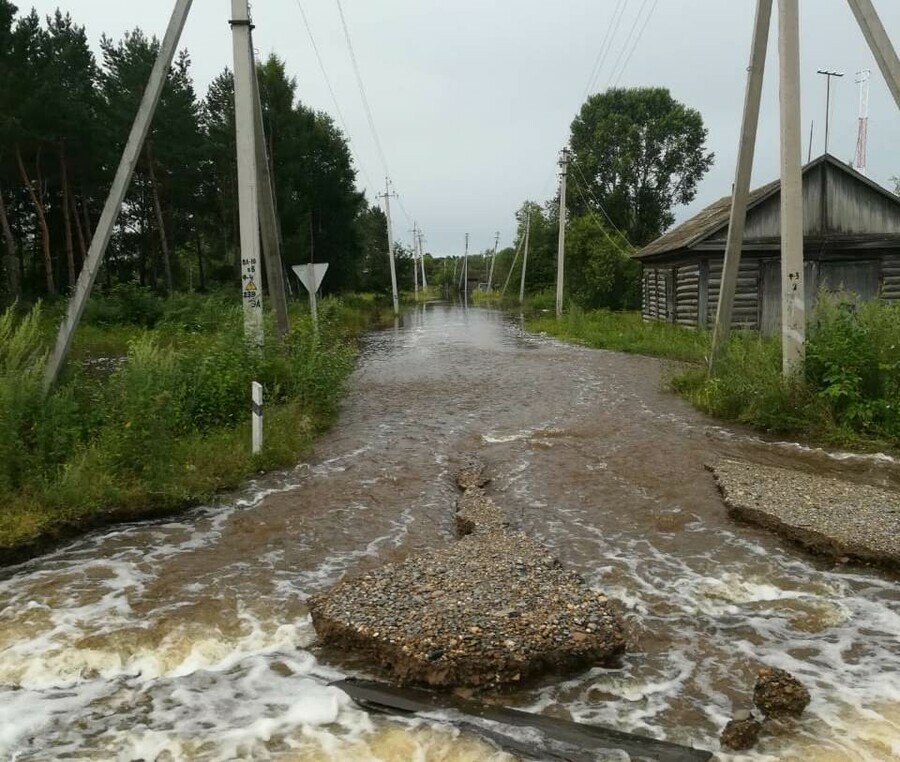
[883,254,900,302]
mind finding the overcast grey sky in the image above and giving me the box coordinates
[22,0,900,255]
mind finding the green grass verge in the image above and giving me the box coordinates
[0,292,393,555]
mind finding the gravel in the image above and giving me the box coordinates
[309,458,626,687]
[710,459,900,568]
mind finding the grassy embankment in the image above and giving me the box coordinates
[0,289,392,560]
[528,297,900,453]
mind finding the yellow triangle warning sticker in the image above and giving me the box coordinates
[245,280,258,292]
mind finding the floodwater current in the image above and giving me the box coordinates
[1,303,899,761]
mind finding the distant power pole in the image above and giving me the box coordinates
[855,69,871,172]
[487,231,500,291]
[816,68,844,154]
[556,148,569,318]
[520,211,531,305]
[418,230,427,289]
[378,179,400,316]
[411,222,419,301]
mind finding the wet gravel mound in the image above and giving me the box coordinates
[309,531,625,687]
[455,488,508,536]
[711,459,900,568]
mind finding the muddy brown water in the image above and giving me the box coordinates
[1,303,899,761]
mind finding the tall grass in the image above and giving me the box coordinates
[529,306,709,363]
[0,294,377,551]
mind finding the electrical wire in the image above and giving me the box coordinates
[581,0,629,99]
[569,158,633,248]
[292,0,376,194]
[604,0,653,91]
[570,172,636,259]
[611,0,660,87]
[335,0,391,178]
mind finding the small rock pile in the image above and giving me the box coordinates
[309,456,626,687]
[719,666,811,752]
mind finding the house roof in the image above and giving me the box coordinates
[634,154,900,259]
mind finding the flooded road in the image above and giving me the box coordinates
[1,303,899,761]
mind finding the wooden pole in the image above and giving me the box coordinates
[43,0,194,391]
[520,211,531,305]
[709,0,772,372]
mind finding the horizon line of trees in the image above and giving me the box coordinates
[0,1,415,310]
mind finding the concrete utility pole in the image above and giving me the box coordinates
[520,210,531,305]
[709,0,772,372]
[556,148,569,318]
[251,39,290,338]
[43,0,194,390]
[232,0,264,344]
[412,224,419,301]
[846,0,900,111]
[816,69,844,154]
[379,179,400,316]
[463,233,469,302]
[418,230,427,289]
[779,0,806,376]
[487,232,500,291]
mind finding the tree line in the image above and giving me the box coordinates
[0,1,408,308]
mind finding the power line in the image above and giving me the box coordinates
[335,0,391,178]
[569,158,632,244]
[582,0,629,99]
[604,0,653,91]
[292,0,376,194]
[569,172,636,260]
[588,0,628,92]
[612,0,660,87]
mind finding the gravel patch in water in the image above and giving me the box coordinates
[309,459,626,687]
[711,459,900,568]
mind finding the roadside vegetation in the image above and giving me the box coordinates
[530,295,900,452]
[0,291,391,556]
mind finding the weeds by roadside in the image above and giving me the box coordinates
[0,292,387,553]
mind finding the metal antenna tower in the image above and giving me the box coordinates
[855,69,871,173]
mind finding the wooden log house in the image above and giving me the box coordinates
[636,154,900,333]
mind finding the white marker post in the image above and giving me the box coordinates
[251,381,263,454]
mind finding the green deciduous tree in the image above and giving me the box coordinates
[569,87,714,247]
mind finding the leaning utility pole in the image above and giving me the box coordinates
[816,68,844,154]
[378,179,400,316]
[251,38,289,338]
[520,211,531,306]
[709,0,772,372]
[487,231,500,291]
[43,0,195,391]
[556,148,569,318]
[779,0,805,375]
[845,0,900,110]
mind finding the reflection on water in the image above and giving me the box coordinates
[1,302,898,760]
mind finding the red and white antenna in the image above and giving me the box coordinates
[855,69,871,173]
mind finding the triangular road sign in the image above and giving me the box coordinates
[292,263,329,294]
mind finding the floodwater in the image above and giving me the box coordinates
[1,303,899,761]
